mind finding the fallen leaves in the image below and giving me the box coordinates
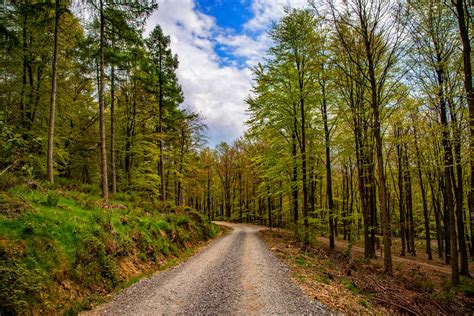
[260,229,474,315]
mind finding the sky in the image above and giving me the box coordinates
[145,0,308,147]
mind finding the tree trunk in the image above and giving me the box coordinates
[396,134,406,256]
[452,0,474,265]
[292,128,299,226]
[110,65,117,193]
[99,0,109,202]
[322,77,335,250]
[20,12,27,122]
[267,185,272,228]
[404,146,416,256]
[448,96,470,276]
[365,40,392,273]
[437,64,459,284]
[300,98,309,244]
[413,120,432,260]
[47,0,60,183]
[158,50,165,202]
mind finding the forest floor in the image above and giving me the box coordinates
[261,228,474,315]
[85,222,329,315]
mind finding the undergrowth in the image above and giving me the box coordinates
[0,181,218,314]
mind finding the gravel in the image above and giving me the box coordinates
[86,223,330,315]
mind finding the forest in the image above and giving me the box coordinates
[1,0,474,314]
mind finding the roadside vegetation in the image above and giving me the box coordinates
[0,175,219,314]
[261,229,474,315]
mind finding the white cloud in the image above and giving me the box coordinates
[146,0,254,147]
[145,0,309,147]
[244,0,308,32]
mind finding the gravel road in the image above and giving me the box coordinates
[87,223,330,315]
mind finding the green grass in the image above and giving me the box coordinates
[0,184,219,314]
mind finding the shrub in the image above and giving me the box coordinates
[176,214,190,226]
[0,171,19,191]
[0,192,33,218]
[73,234,118,290]
[156,219,170,232]
[44,191,60,207]
[0,259,47,314]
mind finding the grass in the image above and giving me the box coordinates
[0,182,219,314]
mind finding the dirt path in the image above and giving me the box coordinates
[85,223,329,315]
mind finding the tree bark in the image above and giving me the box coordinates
[437,64,459,284]
[448,96,470,276]
[403,145,416,256]
[396,132,406,256]
[292,128,299,226]
[47,0,60,183]
[452,0,474,265]
[99,0,109,202]
[158,45,165,201]
[110,65,117,193]
[413,121,432,260]
[321,76,335,249]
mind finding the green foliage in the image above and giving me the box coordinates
[74,233,119,289]
[409,268,434,293]
[459,278,474,298]
[0,172,20,191]
[0,258,47,314]
[43,191,60,207]
[176,214,190,226]
[0,191,33,218]
[340,278,359,295]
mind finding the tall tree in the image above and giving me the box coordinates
[450,0,473,274]
[269,9,320,244]
[146,25,183,201]
[46,0,62,183]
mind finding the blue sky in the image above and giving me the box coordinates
[146,0,308,147]
[196,0,253,32]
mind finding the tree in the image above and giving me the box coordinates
[269,9,321,244]
[146,25,183,201]
[450,0,473,272]
[46,0,63,183]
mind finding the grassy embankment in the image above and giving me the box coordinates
[0,177,219,314]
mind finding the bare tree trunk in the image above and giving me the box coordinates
[110,65,117,193]
[292,128,299,226]
[437,64,459,284]
[404,146,416,256]
[207,169,211,219]
[452,0,474,264]
[47,0,60,183]
[20,12,27,122]
[396,132,406,256]
[300,93,309,245]
[158,55,165,202]
[414,121,432,260]
[448,96,470,276]
[99,0,109,202]
[321,77,335,249]
[267,185,272,228]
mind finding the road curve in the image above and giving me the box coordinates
[88,222,329,315]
